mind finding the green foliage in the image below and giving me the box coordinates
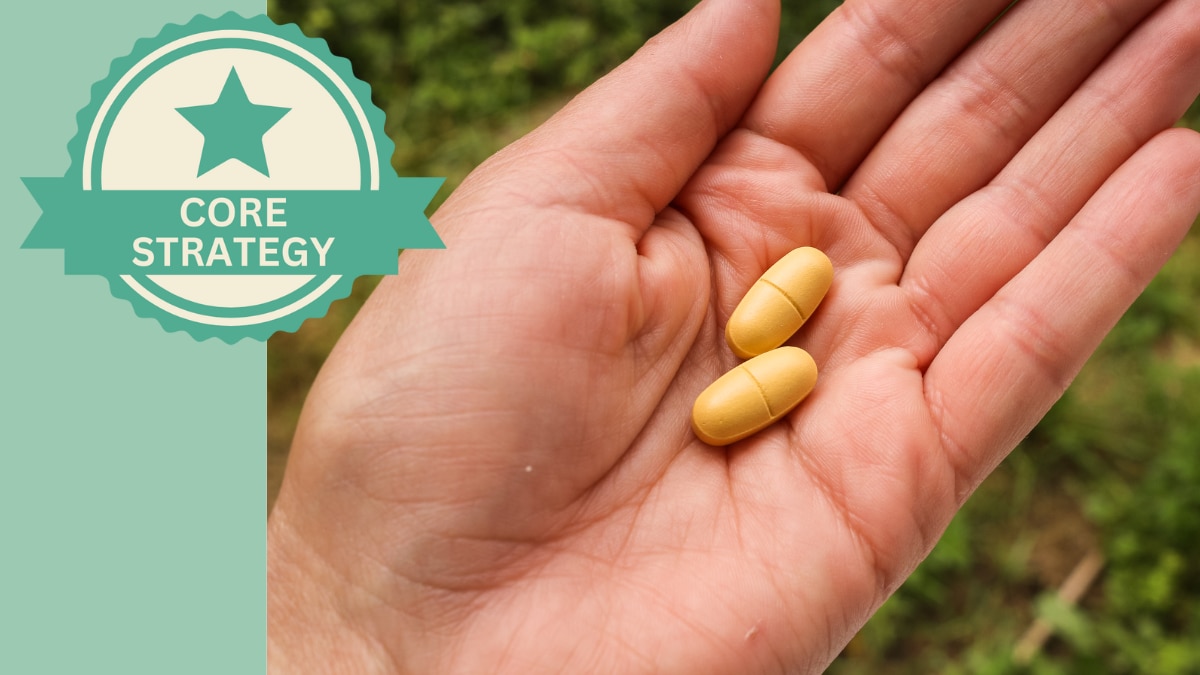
[268,0,842,195]
[833,229,1200,673]
[270,0,687,186]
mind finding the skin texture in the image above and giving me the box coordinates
[267,0,1200,672]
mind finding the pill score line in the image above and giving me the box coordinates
[692,247,832,446]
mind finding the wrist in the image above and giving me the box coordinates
[267,503,400,674]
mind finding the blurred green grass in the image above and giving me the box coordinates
[266,1,1200,670]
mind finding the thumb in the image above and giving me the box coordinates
[468,0,781,233]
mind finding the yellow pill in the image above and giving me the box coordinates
[726,247,833,359]
[691,347,818,446]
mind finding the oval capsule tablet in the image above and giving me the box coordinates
[691,347,818,446]
[726,247,833,359]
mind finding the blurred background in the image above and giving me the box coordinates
[265,1,1200,671]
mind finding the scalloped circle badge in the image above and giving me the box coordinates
[22,13,443,342]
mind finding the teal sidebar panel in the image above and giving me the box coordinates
[1,1,266,673]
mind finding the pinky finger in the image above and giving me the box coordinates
[923,127,1200,499]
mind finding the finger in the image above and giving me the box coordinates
[901,0,1200,359]
[464,0,779,235]
[924,127,1200,498]
[842,0,1170,257]
[740,0,1013,191]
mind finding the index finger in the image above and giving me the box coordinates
[742,0,1012,191]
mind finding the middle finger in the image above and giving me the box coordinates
[839,0,1166,260]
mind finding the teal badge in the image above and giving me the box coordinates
[21,13,443,342]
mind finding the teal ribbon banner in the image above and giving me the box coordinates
[23,177,444,275]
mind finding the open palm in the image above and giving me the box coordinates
[268,0,1200,672]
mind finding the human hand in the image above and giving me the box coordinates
[267,0,1200,672]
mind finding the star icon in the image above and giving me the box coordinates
[176,67,291,177]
